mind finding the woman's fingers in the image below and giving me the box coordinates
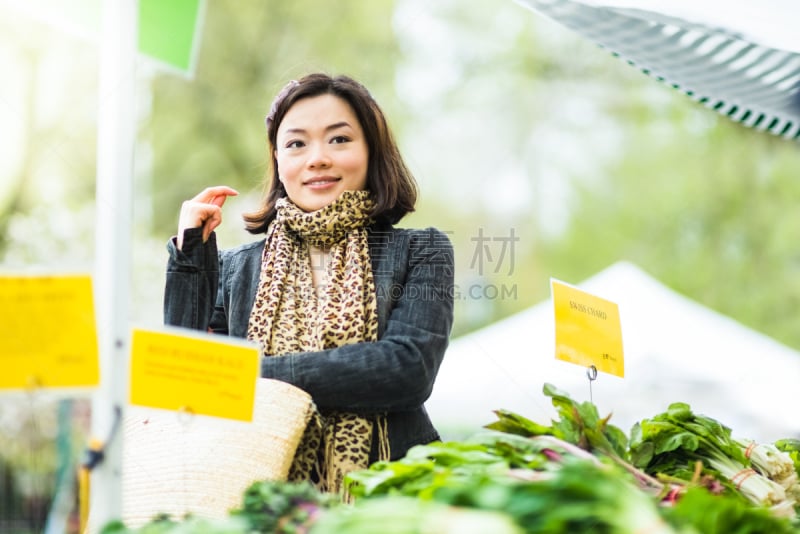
[179,201,217,229]
[210,193,231,208]
[201,207,223,243]
[176,186,240,249]
[191,185,239,204]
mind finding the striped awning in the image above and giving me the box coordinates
[515,0,800,140]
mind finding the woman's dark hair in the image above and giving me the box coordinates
[243,73,417,233]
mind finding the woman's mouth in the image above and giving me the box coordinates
[304,176,341,189]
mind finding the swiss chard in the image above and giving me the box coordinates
[630,403,788,509]
[347,436,678,534]
[664,486,798,534]
[775,439,800,477]
[346,431,555,499]
[485,383,629,459]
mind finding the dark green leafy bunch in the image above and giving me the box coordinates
[432,458,681,534]
[310,495,524,534]
[346,430,557,499]
[484,384,672,496]
[485,383,629,460]
[664,486,799,534]
[345,429,680,533]
[348,442,678,534]
[230,480,338,533]
[100,480,337,534]
[100,515,248,534]
[629,403,788,509]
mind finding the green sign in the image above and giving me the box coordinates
[5,0,204,75]
[139,0,203,73]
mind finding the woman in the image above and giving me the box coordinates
[164,73,454,493]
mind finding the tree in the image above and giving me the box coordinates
[395,0,800,349]
[538,102,800,348]
[0,9,97,263]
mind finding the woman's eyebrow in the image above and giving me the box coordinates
[283,121,353,135]
[324,121,352,132]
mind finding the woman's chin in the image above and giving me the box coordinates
[292,188,349,212]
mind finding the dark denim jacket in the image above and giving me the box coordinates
[164,225,454,461]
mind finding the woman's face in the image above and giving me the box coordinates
[275,94,369,212]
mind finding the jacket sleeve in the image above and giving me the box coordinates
[260,228,455,413]
[163,228,228,334]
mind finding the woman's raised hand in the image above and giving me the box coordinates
[176,186,239,250]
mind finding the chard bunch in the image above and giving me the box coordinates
[486,383,670,495]
[734,439,799,516]
[485,383,629,459]
[774,439,800,507]
[630,403,789,511]
[775,438,800,476]
[737,439,799,493]
[664,486,799,534]
[310,496,524,534]
[100,515,249,534]
[349,438,680,534]
[230,480,336,533]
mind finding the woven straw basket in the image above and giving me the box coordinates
[121,378,313,527]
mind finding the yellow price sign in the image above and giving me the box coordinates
[0,275,99,390]
[129,328,260,422]
[551,278,624,377]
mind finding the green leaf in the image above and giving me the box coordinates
[485,409,555,437]
[541,383,629,458]
[665,486,798,534]
[99,521,131,534]
[347,459,435,497]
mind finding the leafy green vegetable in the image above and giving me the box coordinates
[737,438,798,490]
[359,456,677,533]
[775,439,800,477]
[230,479,337,533]
[100,385,800,534]
[483,384,673,495]
[442,459,679,534]
[346,432,548,499]
[630,403,788,508]
[100,515,249,534]
[310,496,524,534]
[101,480,336,534]
[664,486,798,534]
[486,383,629,460]
[346,431,679,533]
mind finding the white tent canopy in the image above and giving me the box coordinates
[426,261,800,444]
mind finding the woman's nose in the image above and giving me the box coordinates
[307,143,331,168]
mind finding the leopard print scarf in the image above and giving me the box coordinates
[247,190,389,494]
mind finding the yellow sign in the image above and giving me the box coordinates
[551,279,624,377]
[0,275,99,390]
[129,328,260,421]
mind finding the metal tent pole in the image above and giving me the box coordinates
[89,0,138,530]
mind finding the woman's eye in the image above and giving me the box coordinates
[286,140,305,149]
[330,135,350,144]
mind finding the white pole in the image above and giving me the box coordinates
[89,0,138,530]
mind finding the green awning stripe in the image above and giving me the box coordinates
[515,0,800,140]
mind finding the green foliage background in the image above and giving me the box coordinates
[2,0,800,344]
